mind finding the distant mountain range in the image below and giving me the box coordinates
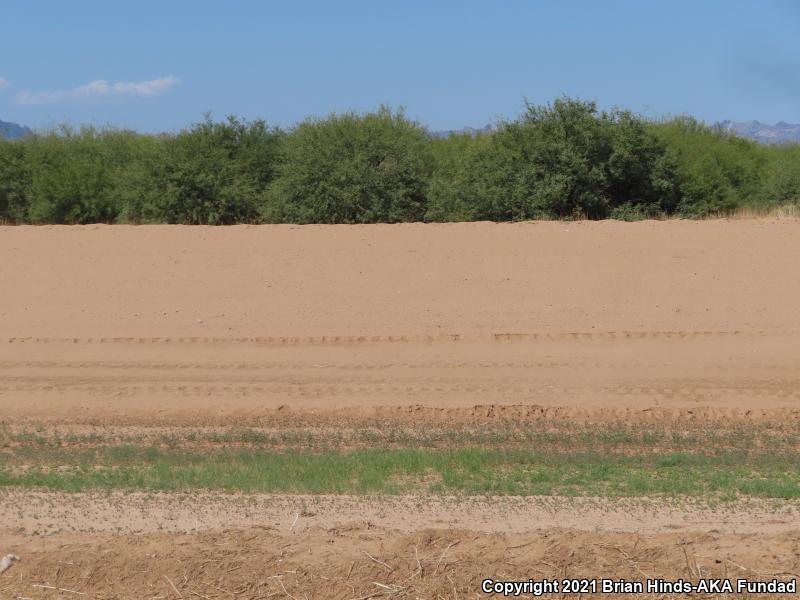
[3,118,800,144]
[717,120,800,145]
[434,121,800,145]
[431,124,495,139]
[0,119,32,140]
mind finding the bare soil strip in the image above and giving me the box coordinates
[2,333,800,423]
[2,492,799,536]
[4,221,800,339]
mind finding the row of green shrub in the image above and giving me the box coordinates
[2,98,799,224]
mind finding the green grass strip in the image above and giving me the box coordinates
[1,448,798,498]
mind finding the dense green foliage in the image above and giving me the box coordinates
[428,99,680,220]
[263,107,431,223]
[130,116,283,225]
[2,99,799,224]
[653,117,768,216]
[23,127,145,224]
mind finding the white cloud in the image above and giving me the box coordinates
[0,77,10,91]
[16,75,180,105]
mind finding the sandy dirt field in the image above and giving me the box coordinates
[1,220,799,597]
[2,220,800,424]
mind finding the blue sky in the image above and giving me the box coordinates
[1,0,799,132]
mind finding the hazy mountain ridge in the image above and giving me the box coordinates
[434,121,800,145]
[4,118,800,144]
[0,119,32,140]
[431,124,495,139]
[717,120,800,144]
